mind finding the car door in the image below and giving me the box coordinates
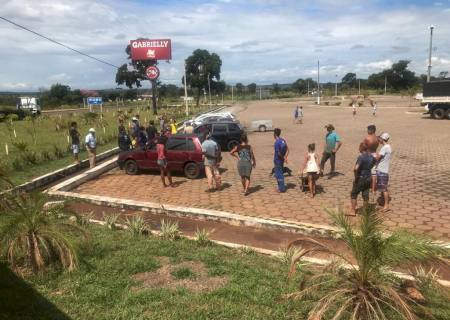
[142,143,158,169]
[212,123,228,149]
[166,137,188,171]
[227,123,242,141]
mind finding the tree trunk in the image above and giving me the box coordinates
[28,232,45,273]
[196,88,201,107]
[151,80,158,115]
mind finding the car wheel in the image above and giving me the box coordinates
[184,162,200,179]
[258,125,267,132]
[446,109,450,120]
[124,160,139,175]
[432,108,445,119]
[227,139,239,150]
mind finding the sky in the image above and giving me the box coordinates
[1,0,450,91]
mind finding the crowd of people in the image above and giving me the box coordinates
[69,106,392,216]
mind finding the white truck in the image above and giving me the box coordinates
[422,81,450,119]
[16,97,41,115]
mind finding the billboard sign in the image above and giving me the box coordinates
[145,66,160,80]
[130,39,172,61]
[87,97,103,105]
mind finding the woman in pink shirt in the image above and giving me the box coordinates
[156,135,173,187]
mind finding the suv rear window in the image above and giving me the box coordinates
[213,124,227,133]
[228,123,241,132]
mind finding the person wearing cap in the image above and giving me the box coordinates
[85,128,97,168]
[375,133,392,212]
[319,124,342,177]
[130,116,140,144]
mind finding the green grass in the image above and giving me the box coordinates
[0,104,211,187]
[171,267,197,280]
[1,223,449,320]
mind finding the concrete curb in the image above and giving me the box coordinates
[11,147,120,193]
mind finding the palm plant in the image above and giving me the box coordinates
[160,219,180,240]
[194,227,213,246]
[125,215,150,236]
[0,192,88,274]
[287,207,449,320]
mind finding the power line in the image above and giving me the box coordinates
[0,16,120,69]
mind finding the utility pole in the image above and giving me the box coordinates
[259,87,262,99]
[307,81,309,96]
[183,61,189,116]
[335,74,338,97]
[207,73,212,107]
[358,79,361,95]
[231,85,234,102]
[384,76,387,95]
[317,60,320,105]
[427,25,435,82]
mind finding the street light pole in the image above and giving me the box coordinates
[183,61,189,116]
[358,79,361,95]
[427,25,435,82]
[317,60,320,105]
[335,74,338,97]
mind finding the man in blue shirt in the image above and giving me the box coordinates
[273,128,289,192]
[319,124,342,176]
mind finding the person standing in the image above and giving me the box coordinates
[349,142,375,216]
[319,124,342,176]
[69,121,80,164]
[372,101,377,116]
[352,102,357,118]
[156,135,173,187]
[230,134,256,195]
[85,128,97,168]
[136,126,148,148]
[159,115,165,132]
[170,118,177,135]
[201,132,222,192]
[118,125,131,152]
[375,133,392,212]
[130,117,140,147]
[363,125,380,199]
[294,106,299,124]
[273,128,289,193]
[299,143,319,198]
[298,106,303,124]
[146,120,158,144]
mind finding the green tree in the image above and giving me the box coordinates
[341,73,357,88]
[368,60,419,91]
[288,207,449,320]
[0,193,88,274]
[247,83,257,94]
[272,83,280,94]
[184,49,222,106]
[438,71,449,79]
[115,40,158,114]
[292,78,317,94]
[235,83,244,96]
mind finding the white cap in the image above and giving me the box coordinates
[132,117,138,121]
[89,128,95,133]
[380,132,390,141]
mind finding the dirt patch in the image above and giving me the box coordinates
[131,257,228,293]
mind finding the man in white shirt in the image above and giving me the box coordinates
[85,128,97,168]
[201,132,222,192]
[375,132,392,212]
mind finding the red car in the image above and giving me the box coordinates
[117,134,204,179]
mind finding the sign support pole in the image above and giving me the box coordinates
[151,79,158,115]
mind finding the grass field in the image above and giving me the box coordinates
[0,103,211,187]
[1,223,449,320]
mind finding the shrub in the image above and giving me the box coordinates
[125,216,150,236]
[103,212,121,230]
[11,157,24,171]
[12,141,29,152]
[83,112,99,124]
[160,219,180,240]
[6,114,19,122]
[334,102,341,106]
[21,150,39,165]
[40,150,54,161]
[0,192,88,273]
[76,211,95,226]
[194,228,213,246]
[52,144,65,159]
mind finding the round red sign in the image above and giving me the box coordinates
[145,66,160,80]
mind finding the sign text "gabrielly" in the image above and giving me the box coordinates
[131,40,169,48]
[130,38,172,61]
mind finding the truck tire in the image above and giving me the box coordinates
[446,109,450,120]
[258,125,267,132]
[432,108,445,119]
[227,139,239,151]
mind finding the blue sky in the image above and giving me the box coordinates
[1,0,450,91]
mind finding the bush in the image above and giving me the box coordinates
[334,102,342,106]
[21,150,39,165]
[82,112,99,124]
[11,157,25,171]
[103,212,121,230]
[12,141,29,152]
[52,144,65,159]
[160,219,180,240]
[194,228,213,246]
[125,216,150,236]
[6,114,19,122]
[40,150,54,161]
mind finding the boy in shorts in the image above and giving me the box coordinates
[375,133,392,212]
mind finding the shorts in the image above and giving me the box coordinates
[205,164,220,179]
[351,176,371,201]
[376,172,389,192]
[306,172,319,180]
[157,159,168,169]
[72,144,79,155]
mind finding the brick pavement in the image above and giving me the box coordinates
[75,98,450,240]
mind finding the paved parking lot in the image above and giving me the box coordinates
[75,97,450,240]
